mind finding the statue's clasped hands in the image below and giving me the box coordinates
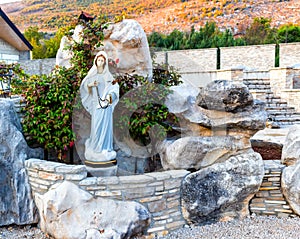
[88,81,98,87]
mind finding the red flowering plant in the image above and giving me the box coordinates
[10,17,107,162]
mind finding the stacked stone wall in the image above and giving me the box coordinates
[280,89,300,112]
[16,43,300,76]
[280,43,300,68]
[25,158,189,237]
[250,161,296,217]
[269,68,300,111]
[220,44,276,70]
[0,38,30,62]
[155,48,218,72]
[19,58,56,76]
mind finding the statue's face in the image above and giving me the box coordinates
[96,55,106,74]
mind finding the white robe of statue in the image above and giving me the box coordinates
[80,51,119,162]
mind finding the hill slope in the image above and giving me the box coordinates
[1,0,300,34]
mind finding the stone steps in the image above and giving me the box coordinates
[268,111,300,117]
[243,78,300,127]
[265,106,294,111]
[266,102,288,107]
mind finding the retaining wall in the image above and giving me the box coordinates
[270,67,300,111]
[25,158,189,238]
[25,157,298,238]
[280,43,300,68]
[249,160,296,217]
[220,44,276,70]
[155,48,218,72]
[19,58,56,76]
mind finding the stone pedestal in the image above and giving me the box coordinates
[85,159,118,176]
[86,165,118,177]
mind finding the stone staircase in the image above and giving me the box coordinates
[243,78,300,127]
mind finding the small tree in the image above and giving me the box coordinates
[244,17,276,45]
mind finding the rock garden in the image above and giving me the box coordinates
[1,17,300,239]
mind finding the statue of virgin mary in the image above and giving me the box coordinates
[80,51,119,166]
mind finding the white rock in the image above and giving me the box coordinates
[165,82,200,114]
[158,136,247,170]
[56,19,152,79]
[35,181,150,239]
[102,19,152,78]
[282,160,300,216]
[281,125,300,166]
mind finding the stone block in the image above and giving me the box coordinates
[147,199,167,213]
[38,171,64,181]
[78,177,97,186]
[145,172,171,180]
[86,185,107,191]
[167,200,180,209]
[166,170,190,179]
[30,177,56,186]
[31,160,59,172]
[139,195,163,203]
[123,187,156,200]
[97,176,119,185]
[65,172,87,181]
[166,221,185,230]
[95,190,122,198]
[147,226,165,233]
[264,200,286,205]
[164,179,182,190]
[119,174,154,184]
[55,165,86,174]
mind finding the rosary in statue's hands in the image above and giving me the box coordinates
[87,81,98,87]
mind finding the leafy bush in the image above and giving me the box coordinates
[10,18,106,161]
[113,63,182,147]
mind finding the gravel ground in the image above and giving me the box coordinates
[0,225,52,239]
[1,216,299,239]
[160,216,300,239]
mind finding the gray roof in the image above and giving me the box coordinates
[0,7,33,51]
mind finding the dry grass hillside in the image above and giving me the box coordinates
[1,0,300,34]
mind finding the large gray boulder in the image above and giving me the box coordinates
[181,151,264,224]
[158,136,246,171]
[0,99,39,226]
[160,80,267,171]
[198,80,253,112]
[165,80,267,138]
[281,125,300,166]
[281,160,300,216]
[35,181,150,239]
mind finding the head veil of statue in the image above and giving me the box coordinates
[80,51,119,115]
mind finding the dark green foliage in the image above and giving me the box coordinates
[275,44,280,67]
[147,21,246,50]
[277,24,300,43]
[113,63,182,146]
